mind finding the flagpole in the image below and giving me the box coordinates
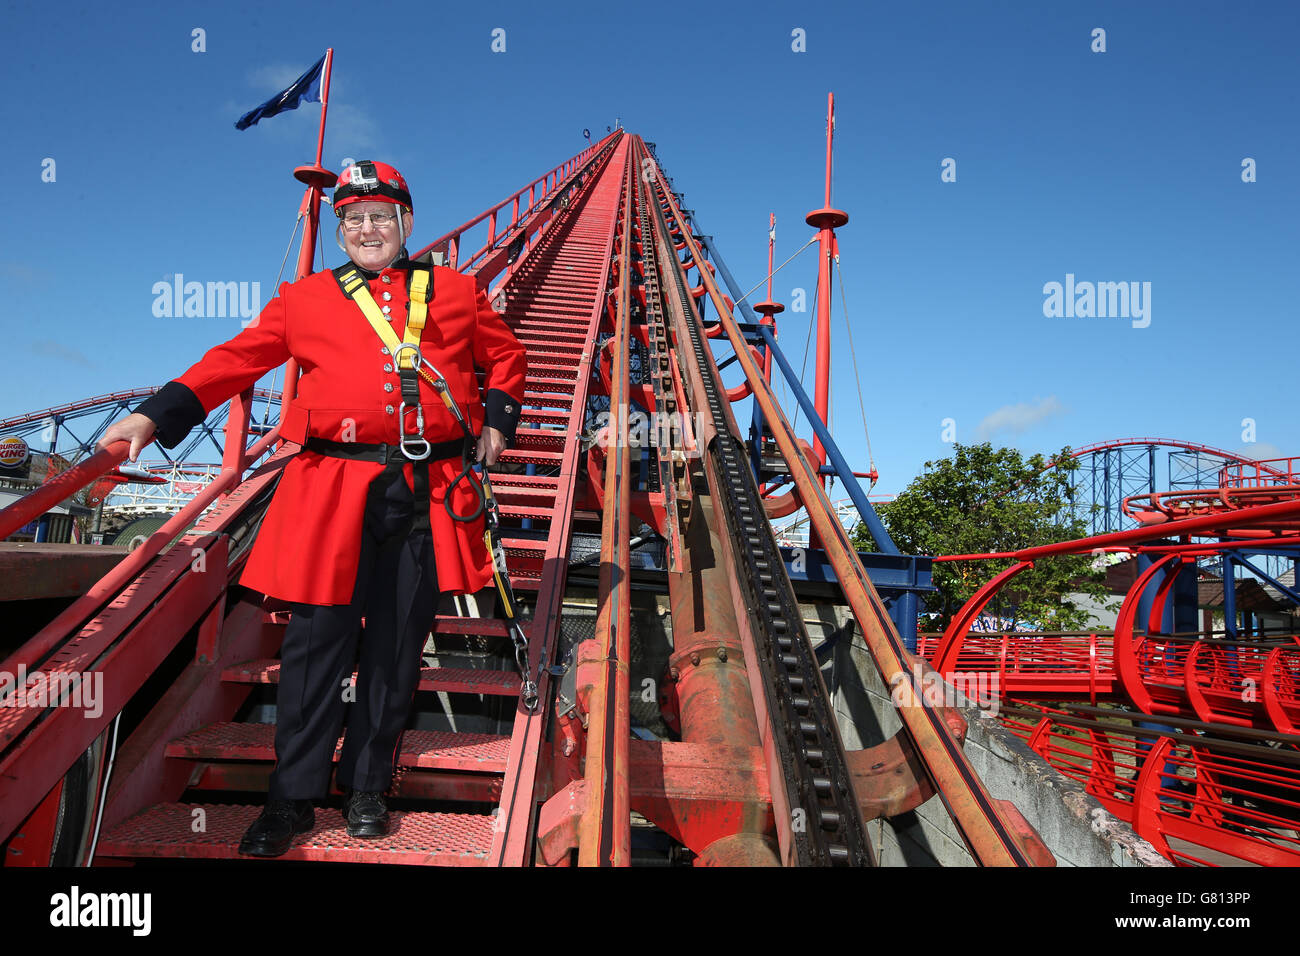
[313,48,333,169]
[290,48,338,405]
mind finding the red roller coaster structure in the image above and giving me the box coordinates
[919,456,1300,865]
[5,85,1287,871]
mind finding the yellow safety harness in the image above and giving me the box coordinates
[329,262,537,710]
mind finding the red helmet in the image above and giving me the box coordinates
[334,161,412,213]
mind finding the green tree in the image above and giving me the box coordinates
[852,442,1110,631]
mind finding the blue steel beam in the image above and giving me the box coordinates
[757,324,897,555]
[648,204,896,555]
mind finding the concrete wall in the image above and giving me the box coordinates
[809,602,1170,867]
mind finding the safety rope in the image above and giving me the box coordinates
[832,255,877,488]
[790,279,819,434]
[263,209,306,431]
[732,236,817,309]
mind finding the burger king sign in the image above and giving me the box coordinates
[0,437,29,470]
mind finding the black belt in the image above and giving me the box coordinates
[304,436,466,464]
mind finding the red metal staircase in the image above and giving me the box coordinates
[43,135,630,867]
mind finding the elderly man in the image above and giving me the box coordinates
[101,161,526,856]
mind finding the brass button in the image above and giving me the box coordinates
[383,364,393,373]
[382,291,392,301]
[385,404,395,415]
[381,275,391,284]
[382,305,391,314]
[384,383,394,392]
[380,347,389,355]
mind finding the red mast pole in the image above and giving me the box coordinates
[805,93,847,485]
[285,49,339,406]
[312,48,333,169]
[752,214,784,383]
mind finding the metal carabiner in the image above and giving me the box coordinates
[416,354,472,431]
[398,401,431,460]
[415,353,449,386]
[391,342,423,372]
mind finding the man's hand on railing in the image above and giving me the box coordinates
[98,413,157,462]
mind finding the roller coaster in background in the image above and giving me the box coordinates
[918,449,1300,865]
[1,86,1296,868]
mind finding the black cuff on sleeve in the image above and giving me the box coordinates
[484,388,522,444]
[134,381,206,449]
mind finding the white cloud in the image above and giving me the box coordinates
[975,396,1064,441]
[246,63,305,92]
[1233,442,1285,461]
[325,103,383,156]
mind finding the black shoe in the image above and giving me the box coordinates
[343,789,390,838]
[238,799,314,857]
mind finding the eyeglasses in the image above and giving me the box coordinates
[341,211,398,230]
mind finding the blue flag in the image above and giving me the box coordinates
[234,55,326,130]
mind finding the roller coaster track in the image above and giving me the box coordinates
[920,480,1300,864]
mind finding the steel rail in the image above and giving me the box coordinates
[577,139,636,867]
[934,496,1300,565]
[642,144,872,866]
[0,421,285,681]
[645,155,1034,866]
[488,135,629,866]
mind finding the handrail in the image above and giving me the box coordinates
[0,419,284,679]
[410,131,620,275]
[927,493,1300,565]
[1221,456,1300,488]
[0,398,283,540]
[0,444,127,539]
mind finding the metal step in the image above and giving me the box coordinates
[497,504,556,521]
[96,803,494,866]
[164,722,510,773]
[519,408,572,425]
[223,660,521,697]
[498,448,564,465]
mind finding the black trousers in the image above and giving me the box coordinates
[267,463,439,800]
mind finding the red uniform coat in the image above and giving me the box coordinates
[152,261,525,605]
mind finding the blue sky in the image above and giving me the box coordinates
[3,0,1297,494]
